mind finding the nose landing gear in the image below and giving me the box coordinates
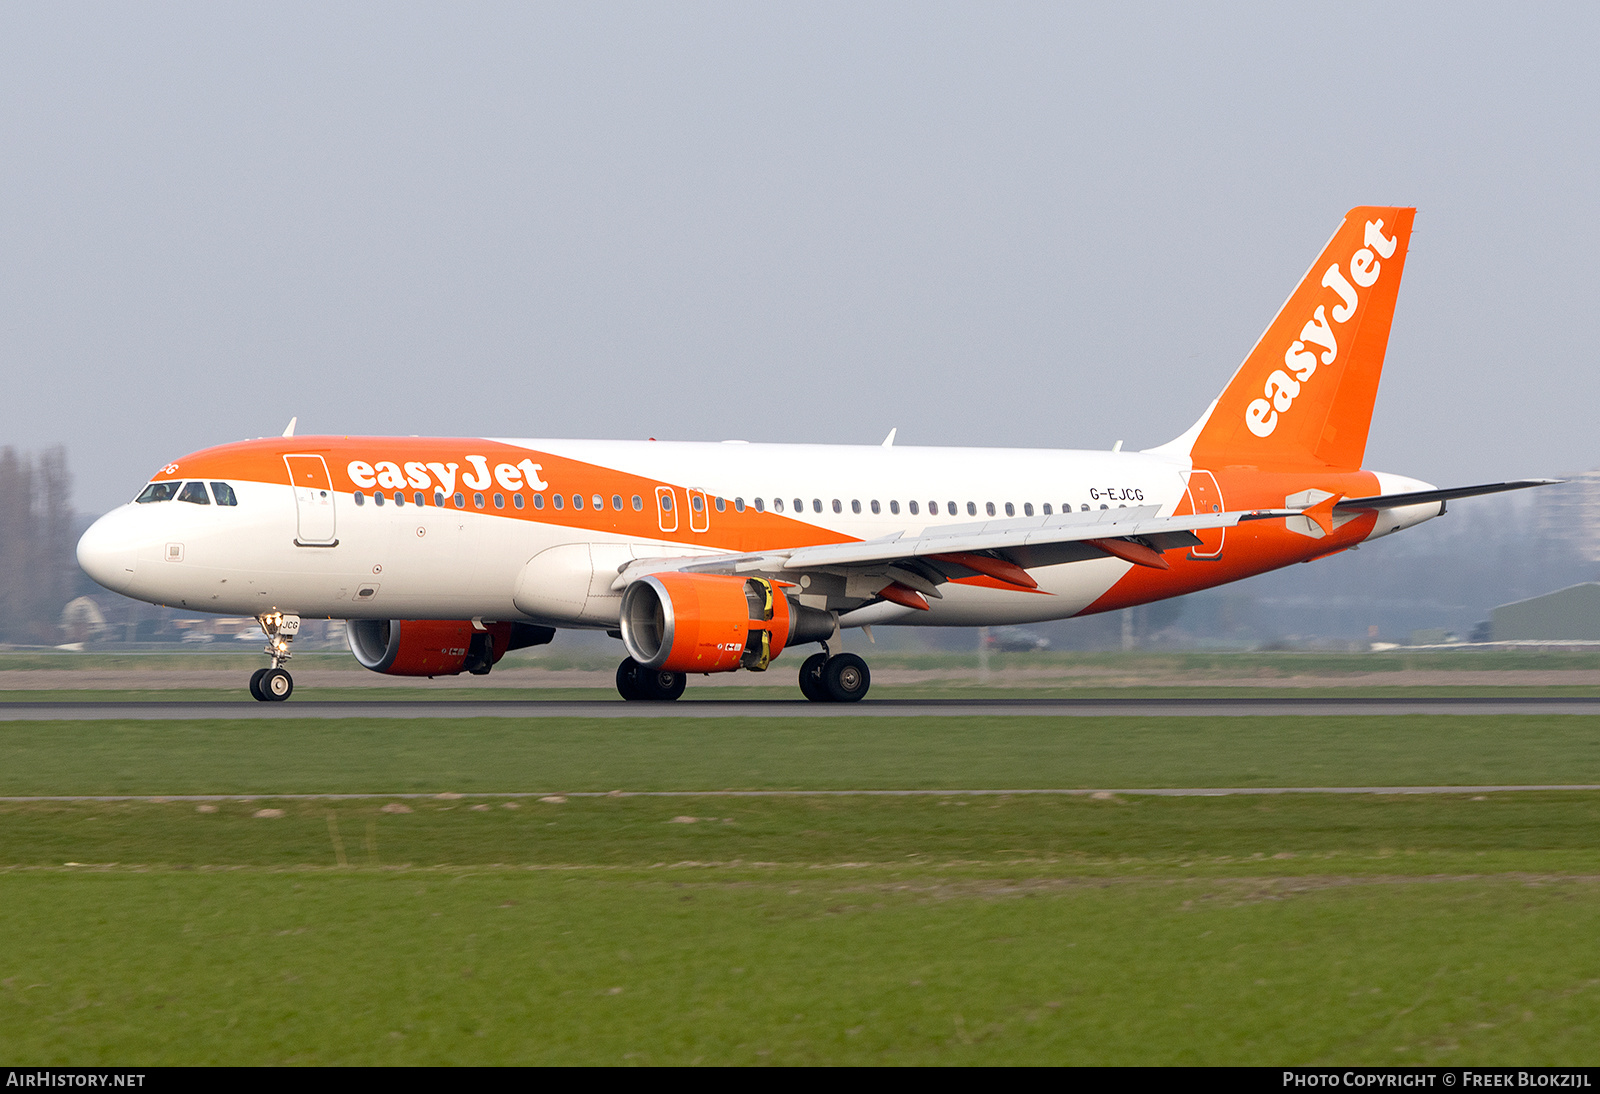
[798,647,871,703]
[249,612,300,702]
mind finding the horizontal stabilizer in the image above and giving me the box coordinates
[1334,479,1561,512]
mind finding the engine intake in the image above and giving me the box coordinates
[620,573,834,673]
[347,619,554,676]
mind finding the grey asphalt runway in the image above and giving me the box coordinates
[4,696,1600,720]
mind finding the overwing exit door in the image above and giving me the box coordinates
[284,454,338,546]
[656,486,679,534]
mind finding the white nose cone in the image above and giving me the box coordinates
[77,511,138,594]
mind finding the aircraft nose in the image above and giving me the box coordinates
[77,511,138,594]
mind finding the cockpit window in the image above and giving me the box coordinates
[209,482,238,507]
[135,482,181,504]
[177,481,211,505]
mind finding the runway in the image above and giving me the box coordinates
[5,695,1600,720]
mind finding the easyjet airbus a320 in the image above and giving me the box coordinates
[77,207,1550,702]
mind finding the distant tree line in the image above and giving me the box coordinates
[0,446,77,645]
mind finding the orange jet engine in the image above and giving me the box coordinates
[347,619,554,676]
[619,573,835,673]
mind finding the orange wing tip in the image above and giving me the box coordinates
[928,552,1039,589]
[1085,538,1171,571]
[878,582,931,611]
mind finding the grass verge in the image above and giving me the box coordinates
[4,793,1600,1064]
[3,715,1600,796]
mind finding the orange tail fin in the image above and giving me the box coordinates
[1184,206,1415,471]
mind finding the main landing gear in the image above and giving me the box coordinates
[249,611,300,702]
[615,657,688,702]
[611,647,871,703]
[798,648,871,703]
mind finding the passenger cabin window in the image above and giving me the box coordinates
[354,491,366,506]
[593,494,604,510]
[632,495,643,511]
[754,498,765,512]
[374,492,386,507]
[657,494,669,512]
[473,492,485,509]
[734,497,745,512]
[1041,503,1051,515]
[613,495,624,511]
[175,481,207,505]
[774,498,785,513]
[414,492,425,507]
[572,494,583,510]
[513,494,525,509]
[985,502,995,516]
[553,493,564,510]
[136,482,181,504]
[850,500,860,514]
[435,491,445,507]
[393,492,404,506]
[714,497,725,512]
[1005,502,1015,517]
[493,493,504,509]
[691,495,703,512]
[812,499,822,513]
[870,500,880,514]
[210,482,238,507]
[533,494,545,509]
[832,499,842,514]
[1023,502,1033,516]
[889,500,899,515]
[909,500,918,515]
[454,492,465,508]
[968,502,978,516]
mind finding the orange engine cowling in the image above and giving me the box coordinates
[620,573,832,674]
[346,619,554,676]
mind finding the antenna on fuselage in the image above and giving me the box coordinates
[282,417,297,438]
[881,428,897,447]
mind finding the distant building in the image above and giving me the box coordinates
[1534,471,1600,563]
[1490,582,1600,641]
[58,596,107,642]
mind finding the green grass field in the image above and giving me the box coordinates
[4,713,1600,1063]
[4,714,1600,795]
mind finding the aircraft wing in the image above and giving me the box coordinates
[612,504,1298,606]
[1333,479,1560,512]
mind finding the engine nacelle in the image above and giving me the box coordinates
[619,573,834,673]
[346,619,554,676]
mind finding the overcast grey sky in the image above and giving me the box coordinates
[3,3,1596,514]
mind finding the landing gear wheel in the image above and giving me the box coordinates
[823,653,870,703]
[259,667,294,702]
[248,668,268,702]
[640,668,687,702]
[798,652,829,702]
[616,658,646,701]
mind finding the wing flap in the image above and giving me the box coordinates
[612,505,1297,590]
